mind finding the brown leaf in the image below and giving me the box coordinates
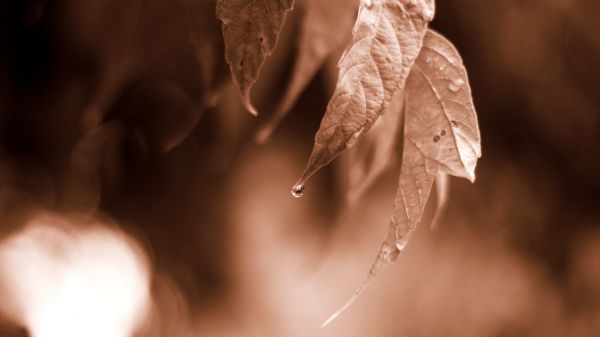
[216,0,294,115]
[371,27,481,286]
[293,0,435,195]
[323,29,482,325]
[377,28,482,294]
[254,0,357,143]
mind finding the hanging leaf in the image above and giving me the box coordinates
[216,0,294,115]
[292,0,435,196]
[254,0,357,143]
[347,89,404,202]
[322,29,481,326]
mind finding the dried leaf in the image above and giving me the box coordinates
[216,0,294,115]
[323,29,481,325]
[254,0,357,143]
[293,0,435,194]
[347,89,404,202]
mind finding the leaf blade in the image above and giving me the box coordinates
[216,0,294,115]
[383,28,482,267]
[370,28,482,280]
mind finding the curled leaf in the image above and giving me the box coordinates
[381,28,482,262]
[255,0,358,143]
[323,29,481,325]
[294,0,435,193]
[216,0,294,115]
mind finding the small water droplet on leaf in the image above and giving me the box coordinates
[433,135,440,143]
[291,184,305,198]
[447,78,465,93]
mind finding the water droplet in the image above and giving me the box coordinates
[433,135,440,143]
[396,239,408,252]
[441,130,446,136]
[381,242,400,263]
[451,120,459,128]
[448,78,465,93]
[291,184,305,198]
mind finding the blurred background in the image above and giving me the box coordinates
[0,0,599,336]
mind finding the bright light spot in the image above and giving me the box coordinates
[0,213,151,337]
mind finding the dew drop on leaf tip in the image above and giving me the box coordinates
[291,184,305,198]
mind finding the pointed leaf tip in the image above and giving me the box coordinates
[242,93,258,116]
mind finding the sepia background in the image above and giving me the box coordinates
[0,0,599,336]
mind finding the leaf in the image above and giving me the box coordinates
[322,29,481,326]
[254,0,358,143]
[293,0,435,194]
[216,0,294,115]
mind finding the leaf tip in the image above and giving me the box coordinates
[321,281,369,328]
[466,167,477,183]
[242,98,258,116]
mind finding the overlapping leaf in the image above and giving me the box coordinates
[255,0,358,143]
[216,0,294,115]
[323,29,481,325]
[370,27,481,276]
[293,0,435,193]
